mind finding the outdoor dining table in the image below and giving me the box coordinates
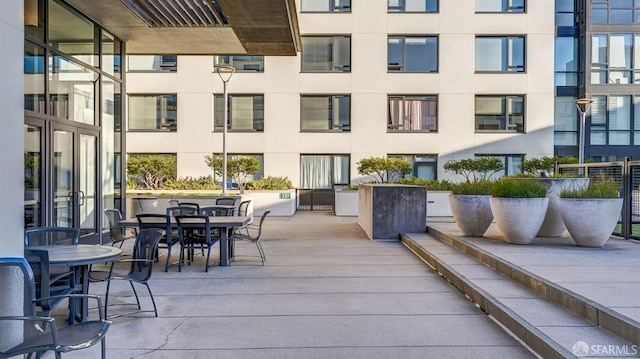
[26,244,122,323]
[119,216,250,267]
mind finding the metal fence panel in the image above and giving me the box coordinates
[297,189,335,211]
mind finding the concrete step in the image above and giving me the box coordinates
[401,232,638,359]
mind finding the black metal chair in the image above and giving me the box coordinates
[179,202,200,213]
[175,215,220,272]
[200,206,233,217]
[230,210,270,265]
[24,227,79,246]
[215,196,239,214]
[136,214,178,272]
[166,205,197,217]
[104,208,136,248]
[102,229,164,318]
[234,200,252,235]
[0,257,110,359]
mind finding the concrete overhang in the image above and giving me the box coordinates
[64,0,300,55]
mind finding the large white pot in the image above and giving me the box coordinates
[490,197,549,244]
[559,198,623,247]
[535,178,590,237]
[448,194,493,237]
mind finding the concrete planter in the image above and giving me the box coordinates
[559,198,623,247]
[490,197,549,244]
[428,191,453,217]
[534,178,590,237]
[335,190,359,216]
[448,194,493,237]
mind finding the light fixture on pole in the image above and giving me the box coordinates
[575,98,593,164]
[214,64,235,195]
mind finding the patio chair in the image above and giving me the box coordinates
[0,257,110,359]
[200,206,233,217]
[102,228,163,318]
[215,196,239,214]
[166,206,197,217]
[234,200,252,235]
[168,199,180,207]
[136,214,178,272]
[175,215,220,272]
[179,202,200,213]
[230,210,270,265]
[104,208,136,248]
[24,226,80,246]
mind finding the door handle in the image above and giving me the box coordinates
[78,190,85,206]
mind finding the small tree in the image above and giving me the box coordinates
[356,157,412,183]
[443,158,504,183]
[127,154,177,190]
[205,154,260,192]
[521,156,578,177]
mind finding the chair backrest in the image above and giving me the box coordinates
[200,206,233,217]
[166,206,197,217]
[238,200,251,217]
[215,196,239,206]
[0,257,36,318]
[168,199,180,207]
[179,202,200,212]
[251,210,271,240]
[24,227,80,246]
[175,215,213,244]
[128,229,163,279]
[136,214,172,238]
[104,208,127,242]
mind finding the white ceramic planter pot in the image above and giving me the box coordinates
[448,194,493,237]
[535,178,590,237]
[558,198,623,247]
[490,197,549,244]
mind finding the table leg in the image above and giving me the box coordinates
[220,228,229,266]
[71,265,89,323]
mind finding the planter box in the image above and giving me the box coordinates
[336,189,451,217]
[335,190,359,216]
[358,184,427,240]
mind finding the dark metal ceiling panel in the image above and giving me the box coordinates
[118,0,227,27]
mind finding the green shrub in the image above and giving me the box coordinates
[560,180,619,198]
[395,178,455,191]
[161,176,220,190]
[246,176,293,190]
[491,178,547,198]
[127,154,177,190]
[356,157,412,183]
[521,156,579,177]
[443,158,504,183]
[451,181,493,195]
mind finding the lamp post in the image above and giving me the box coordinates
[214,64,235,195]
[575,98,593,164]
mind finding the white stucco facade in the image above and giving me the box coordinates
[126,0,556,185]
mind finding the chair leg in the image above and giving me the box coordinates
[205,246,212,272]
[164,246,172,272]
[145,283,158,317]
[129,281,141,310]
[256,242,265,265]
[101,336,106,359]
[104,279,112,318]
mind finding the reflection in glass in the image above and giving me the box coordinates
[102,31,121,77]
[24,124,41,228]
[49,55,97,124]
[24,41,46,113]
[53,130,74,227]
[128,55,177,72]
[48,0,97,66]
[129,95,177,131]
[24,0,45,41]
[102,79,121,225]
[79,134,97,231]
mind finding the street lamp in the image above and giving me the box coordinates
[575,98,593,164]
[214,64,235,195]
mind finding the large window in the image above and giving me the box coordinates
[388,0,438,12]
[216,56,264,72]
[128,55,177,72]
[48,0,97,67]
[476,0,525,13]
[300,155,350,188]
[301,0,350,12]
[475,95,524,132]
[476,36,525,72]
[128,95,177,131]
[477,154,523,179]
[301,36,351,72]
[554,96,578,146]
[591,34,639,84]
[592,0,639,23]
[301,95,350,131]
[214,94,264,131]
[389,154,437,179]
[555,37,579,86]
[590,95,634,145]
[49,55,98,125]
[388,96,437,131]
[388,36,438,72]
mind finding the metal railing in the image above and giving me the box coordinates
[557,158,640,239]
[297,189,335,211]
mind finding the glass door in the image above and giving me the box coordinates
[24,121,43,228]
[52,124,99,236]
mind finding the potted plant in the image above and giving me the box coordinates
[490,178,549,244]
[520,156,589,237]
[444,158,504,237]
[558,180,622,247]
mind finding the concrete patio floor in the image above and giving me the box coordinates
[48,212,535,358]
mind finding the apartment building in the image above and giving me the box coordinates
[126,0,557,188]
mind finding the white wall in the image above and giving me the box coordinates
[126,0,556,186]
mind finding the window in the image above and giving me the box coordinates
[591,33,639,85]
[301,0,350,12]
[388,96,437,131]
[476,0,525,13]
[590,95,633,146]
[554,96,578,146]
[127,55,177,72]
[556,0,576,26]
[475,36,525,72]
[301,36,351,72]
[128,95,177,131]
[389,154,437,179]
[214,94,264,131]
[555,37,579,86]
[475,95,524,132]
[592,0,638,23]
[476,154,523,179]
[301,95,350,131]
[216,56,264,72]
[388,0,438,12]
[300,155,350,189]
[388,36,438,72]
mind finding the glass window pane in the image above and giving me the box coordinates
[554,97,577,131]
[556,0,574,12]
[301,96,330,130]
[388,37,403,70]
[102,31,121,78]
[611,9,633,22]
[476,0,502,12]
[49,55,97,124]
[610,34,632,69]
[24,41,45,114]
[591,96,607,125]
[405,37,437,72]
[335,96,351,130]
[301,0,330,11]
[609,96,631,130]
[555,132,577,146]
[128,55,177,72]
[555,37,578,72]
[610,132,630,144]
[25,0,45,41]
[476,37,504,71]
[128,95,177,131]
[48,0,97,66]
[508,37,525,71]
[24,124,42,228]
